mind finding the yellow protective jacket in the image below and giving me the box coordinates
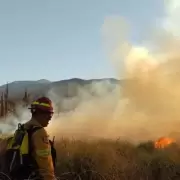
[24,119,55,180]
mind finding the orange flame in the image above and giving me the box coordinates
[154,137,176,149]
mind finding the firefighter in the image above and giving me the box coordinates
[22,96,56,180]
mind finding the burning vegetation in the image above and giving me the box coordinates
[154,137,176,149]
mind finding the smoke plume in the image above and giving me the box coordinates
[0,104,31,136]
[46,0,180,144]
[2,0,180,145]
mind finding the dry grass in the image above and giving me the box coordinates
[54,138,180,180]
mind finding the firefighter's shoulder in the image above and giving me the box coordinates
[32,127,49,144]
[31,128,51,158]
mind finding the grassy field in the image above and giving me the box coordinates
[54,138,180,180]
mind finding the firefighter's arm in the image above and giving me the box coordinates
[32,128,55,180]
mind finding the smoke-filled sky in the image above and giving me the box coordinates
[0,0,174,85]
[1,0,180,142]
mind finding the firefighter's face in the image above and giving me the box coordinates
[38,111,53,127]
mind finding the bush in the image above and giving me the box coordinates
[54,138,180,180]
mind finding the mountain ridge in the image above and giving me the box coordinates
[0,78,121,101]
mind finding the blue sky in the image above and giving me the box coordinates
[0,0,164,85]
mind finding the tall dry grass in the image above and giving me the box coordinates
[54,138,180,180]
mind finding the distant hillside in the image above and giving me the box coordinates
[0,78,121,101]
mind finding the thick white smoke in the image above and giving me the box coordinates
[2,0,180,144]
[162,0,180,37]
[0,104,31,136]
[46,0,180,143]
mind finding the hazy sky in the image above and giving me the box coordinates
[0,0,165,85]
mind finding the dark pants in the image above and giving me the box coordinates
[8,168,42,180]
